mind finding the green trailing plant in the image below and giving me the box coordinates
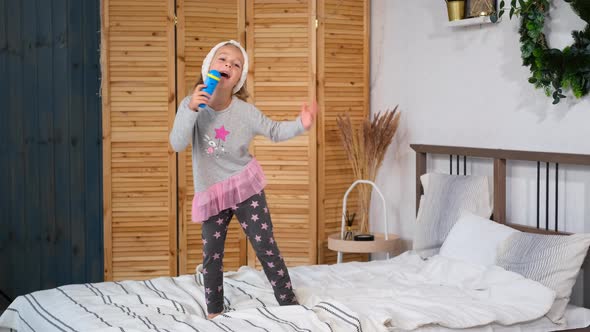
[490,0,590,104]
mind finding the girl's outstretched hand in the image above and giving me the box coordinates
[300,100,318,130]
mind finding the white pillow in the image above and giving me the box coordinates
[439,211,519,266]
[497,232,590,324]
[421,173,494,200]
[413,173,493,257]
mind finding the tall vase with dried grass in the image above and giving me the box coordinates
[336,107,401,235]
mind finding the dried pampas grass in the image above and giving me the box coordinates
[336,106,401,234]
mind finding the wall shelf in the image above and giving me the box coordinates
[447,15,497,27]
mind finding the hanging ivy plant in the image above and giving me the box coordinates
[491,0,590,104]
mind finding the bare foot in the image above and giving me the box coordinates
[207,312,222,319]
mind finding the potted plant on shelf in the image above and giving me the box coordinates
[344,211,356,240]
[446,0,466,21]
[336,107,401,240]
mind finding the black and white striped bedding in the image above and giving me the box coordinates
[0,271,361,332]
[0,252,561,331]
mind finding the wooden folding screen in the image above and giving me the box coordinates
[176,0,248,275]
[317,0,370,264]
[245,0,318,268]
[101,0,177,280]
[102,0,370,280]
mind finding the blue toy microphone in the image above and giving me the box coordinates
[199,69,221,109]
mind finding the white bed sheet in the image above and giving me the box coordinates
[412,304,590,332]
[0,251,582,332]
[290,251,555,330]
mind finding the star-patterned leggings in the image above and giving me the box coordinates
[200,190,297,314]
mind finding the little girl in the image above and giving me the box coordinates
[169,40,317,319]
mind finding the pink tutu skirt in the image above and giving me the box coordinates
[191,159,266,223]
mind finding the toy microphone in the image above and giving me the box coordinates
[199,69,221,109]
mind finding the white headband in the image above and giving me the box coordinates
[201,40,249,94]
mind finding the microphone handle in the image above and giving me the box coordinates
[199,70,221,109]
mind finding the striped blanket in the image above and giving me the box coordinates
[0,251,556,332]
[0,270,361,332]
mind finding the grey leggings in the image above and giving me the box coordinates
[201,190,297,314]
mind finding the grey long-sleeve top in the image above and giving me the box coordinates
[169,96,305,193]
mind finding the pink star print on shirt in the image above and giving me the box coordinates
[250,201,259,208]
[214,125,230,141]
[251,214,259,222]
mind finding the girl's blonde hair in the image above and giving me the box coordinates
[194,43,250,102]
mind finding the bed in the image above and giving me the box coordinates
[1,144,590,332]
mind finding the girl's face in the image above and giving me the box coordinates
[209,45,244,91]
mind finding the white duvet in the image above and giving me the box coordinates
[290,251,555,331]
[0,252,555,332]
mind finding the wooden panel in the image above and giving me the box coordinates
[1,0,103,299]
[0,0,12,299]
[102,0,177,280]
[416,152,427,215]
[493,158,506,224]
[317,0,370,264]
[246,0,317,268]
[20,0,40,296]
[411,144,590,166]
[176,0,247,275]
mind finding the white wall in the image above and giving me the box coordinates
[369,0,590,250]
